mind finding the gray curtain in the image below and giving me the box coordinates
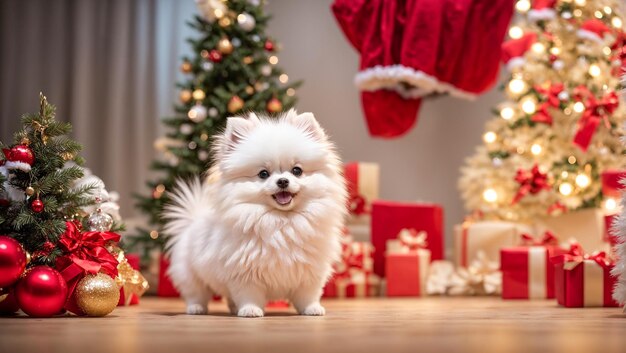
[0,0,196,218]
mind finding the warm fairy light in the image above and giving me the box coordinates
[517,146,525,154]
[561,171,569,178]
[201,133,209,141]
[530,143,542,155]
[509,79,526,94]
[214,9,224,19]
[550,47,561,55]
[603,47,612,56]
[605,197,618,213]
[612,17,623,29]
[483,188,498,203]
[568,156,577,164]
[604,7,612,15]
[573,9,583,17]
[286,88,296,96]
[279,74,289,83]
[588,64,601,77]
[269,56,279,65]
[521,98,537,114]
[483,131,497,144]
[192,89,206,101]
[573,102,585,113]
[575,173,591,188]
[516,0,530,13]
[500,107,515,120]
[531,42,545,54]
[156,184,165,193]
[559,183,573,196]
[574,0,586,6]
[509,26,524,39]
[595,11,604,19]
[150,230,159,239]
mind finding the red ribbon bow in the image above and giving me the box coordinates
[512,164,550,204]
[58,221,121,277]
[551,242,612,269]
[521,231,559,246]
[531,83,565,126]
[572,86,619,151]
[349,194,368,215]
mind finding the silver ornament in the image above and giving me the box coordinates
[180,124,194,135]
[188,141,198,150]
[188,104,208,123]
[231,38,242,47]
[558,91,569,101]
[202,61,214,71]
[87,208,113,232]
[252,35,260,42]
[237,13,256,32]
[561,11,572,19]
[208,107,219,118]
[553,60,564,70]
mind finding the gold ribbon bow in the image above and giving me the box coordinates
[114,249,149,305]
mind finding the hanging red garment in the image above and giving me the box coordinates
[332,0,514,138]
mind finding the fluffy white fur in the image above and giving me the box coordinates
[163,110,347,317]
[612,185,626,309]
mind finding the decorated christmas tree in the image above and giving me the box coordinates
[129,0,299,256]
[459,0,626,222]
[0,94,146,318]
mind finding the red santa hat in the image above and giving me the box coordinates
[527,0,556,22]
[2,145,34,172]
[577,19,611,43]
[501,33,537,71]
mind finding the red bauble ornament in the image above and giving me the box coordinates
[209,50,223,63]
[2,144,35,172]
[0,236,27,288]
[31,199,44,213]
[266,98,283,113]
[15,266,68,318]
[0,290,20,315]
[264,40,274,51]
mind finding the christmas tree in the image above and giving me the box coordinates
[459,0,626,222]
[129,0,299,256]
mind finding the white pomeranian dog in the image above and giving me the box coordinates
[163,109,347,317]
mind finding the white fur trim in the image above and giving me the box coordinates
[354,64,477,100]
[0,165,7,178]
[527,9,556,22]
[506,57,526,71]
[4,161,31,172]
[577,29,603,43]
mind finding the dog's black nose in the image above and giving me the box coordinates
[276,178,289,189]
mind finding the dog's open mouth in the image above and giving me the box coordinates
[272,191,295,206]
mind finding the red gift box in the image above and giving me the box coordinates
[385,229,431,296]
[118,253,141,306]
[158,255,180,297]
[371,200,443,277]
[552,245,619,307]
[323,270,381,298]
[344,162,379,216]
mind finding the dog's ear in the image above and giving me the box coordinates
[286,110,326,140]
[223,115,257,148]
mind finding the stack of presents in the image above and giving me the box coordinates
[155,163,624,308]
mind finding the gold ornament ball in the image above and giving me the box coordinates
[181,61,193,73]
[179,89,192,103]
[75,273,120,317]
[192,89,206,101]
[219,17,231,27]
[217,38,234,55]
[243,56,253,65]
[228,96,244,113]
[267,98,283,113]
[25,187,35,196]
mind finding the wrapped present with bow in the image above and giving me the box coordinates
[344,162,379,242]
[372,200,444,277]
[115,251,149,306]
[385,229,431,297]
[536,208,608,254]
[454,221,533,268]
[501,231,566,299]
[323,234,380,298]
[55,221,121,315]
[551,243,619,307]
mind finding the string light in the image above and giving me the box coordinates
[483,131,497,144]
[550,47,561,55]
[604,7,612,15]
[269,56,279,65]
[530,143,542,155]
[612,17,623,29]
[575,174,590,188]
[574,0,586,6]
[509,26,524,39]
[279,74,289,83]
[500,107,515,120]
[573,9,583,17]
[605,198,618,213]
[214,9,224,19]
[588,64,601,77]
[561,171,569,178]
[559,183,573,196]
[531,42,546,54]
[595,11,604,19]
[286,88,296,96]
[483,188,498,203]
[573,102,585,113]
[509,79,526,94]
[150,230,159,239]
[516,0,530,13]
[568,156,577,164]
[192,89,206,101]
[521,98,537,114]
[603,47,612,56]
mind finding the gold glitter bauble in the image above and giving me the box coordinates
[75,273,120,317]
[180,61,193,73]
[217,38,233,55]
[25,187,35,196]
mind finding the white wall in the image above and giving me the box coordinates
[265,0,501,254]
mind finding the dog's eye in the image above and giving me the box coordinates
[258,170,270,179]
[291,166,303,176]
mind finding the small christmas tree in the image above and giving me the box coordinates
[459,0,626,222]
[129,0,300,257]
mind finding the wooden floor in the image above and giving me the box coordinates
[1,297,625,353]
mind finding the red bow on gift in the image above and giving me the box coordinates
[512,164,550,204]
[572,86,619,151]
[349,194,368,215]
[398,228,428,251]
[552,242,613,269]
[521,231,559,246]
[58,221,121,277]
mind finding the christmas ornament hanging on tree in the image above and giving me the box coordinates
[264,39,274,51]
[188,104,209,123]
[15,266,68,318]
[237,12,256,31]
[2,144,34,172]
[209,50,223,63]
[0,236,27,288]
[266,97,282,113]
[180,89,193,103]
[217,38,234,55]
[228,96,244,113]
[87,208,114,232]
[30,198,44,213]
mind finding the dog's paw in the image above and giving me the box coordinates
[301,303,325,316]
[186,304,208,315]
[237,304,264,318]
